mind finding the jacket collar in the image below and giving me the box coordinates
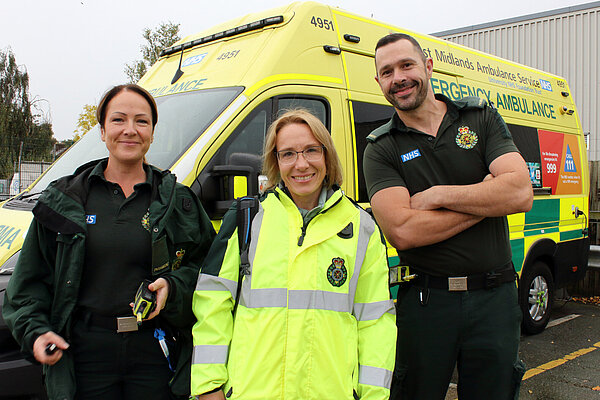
[388,94,459,134]
[274,186,343,215]
[33,158,175,235]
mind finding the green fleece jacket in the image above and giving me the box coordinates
[2,159,215,400]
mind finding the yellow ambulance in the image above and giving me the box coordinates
[0,1,589,341]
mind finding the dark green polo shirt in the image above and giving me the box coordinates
[363,95,518,276]
[78,161,153,316]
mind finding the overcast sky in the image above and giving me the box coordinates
[1,0,590,140]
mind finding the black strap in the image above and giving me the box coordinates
[75,309,156,331]
[412,263,516,291]
[234,196,259,314]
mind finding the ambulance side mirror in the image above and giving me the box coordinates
[194,153,262,219]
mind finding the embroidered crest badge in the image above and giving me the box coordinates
[455,126,478,149]
[172,249,185,270]
[327,257,348,287]
[141,210,150,232]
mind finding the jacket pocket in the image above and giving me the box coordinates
[43,351,76,400]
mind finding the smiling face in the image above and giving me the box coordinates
[375,38,433,112]
[101,90,154,167]
[276,122,327,210]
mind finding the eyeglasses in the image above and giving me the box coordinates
[275,145,325,165]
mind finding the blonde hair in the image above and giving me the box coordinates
[262,109,343,191]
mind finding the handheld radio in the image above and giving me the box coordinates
[133,280,156,325]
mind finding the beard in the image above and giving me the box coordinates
[385,78,428,111]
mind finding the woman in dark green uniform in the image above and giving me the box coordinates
[2,84,215,399]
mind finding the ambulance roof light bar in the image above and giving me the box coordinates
[160,15,284,58]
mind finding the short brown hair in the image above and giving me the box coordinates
[96,84,158,129]
[262,109,343,191]
[375,33,427,66]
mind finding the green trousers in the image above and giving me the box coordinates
[390,281,525,400]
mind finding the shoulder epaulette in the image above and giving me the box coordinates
[454,96,488,110]
[366,119,394,143]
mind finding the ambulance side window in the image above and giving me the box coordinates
[507,124,543,189]
[277,98,328,128]
[508,124,541,164]
[216,96,328,164]
[225,108,268,161]
[352,101,395,202]
[211,100,271,168]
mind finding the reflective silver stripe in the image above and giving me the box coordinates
[289,290,350,312]
[242,287,288,308]
[348,210,376,310]
[240,288,395,313]
[247,203,264,267]
[239,204,265,307]
[195,274,237,298]
[192,345,229,364]
[359,365,393,389]
[353,299,395,321]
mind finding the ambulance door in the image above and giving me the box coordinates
[346,93,394,206]
[193,86,345,221]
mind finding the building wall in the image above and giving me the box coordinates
[433,2,600,160]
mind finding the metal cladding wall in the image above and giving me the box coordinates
[433,2,600,161]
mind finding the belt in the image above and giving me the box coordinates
[412,263,516,291]
[77,309,156,333]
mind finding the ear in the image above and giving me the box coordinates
[425,57,434,78]
[100,127,106,142]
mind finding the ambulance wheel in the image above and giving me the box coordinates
[520,261,554,335]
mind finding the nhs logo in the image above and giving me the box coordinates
[86,215,97,225]
[182,53,207,68]
[401,149,421,162]
[539,79,553,92]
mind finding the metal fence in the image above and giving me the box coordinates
[0,161,52,200]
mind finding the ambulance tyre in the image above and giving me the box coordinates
[520,261,554,335]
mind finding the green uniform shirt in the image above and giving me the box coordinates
[363,95,518,276]
[79,161,153,316]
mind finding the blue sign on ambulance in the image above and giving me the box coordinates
[539,79,552,92]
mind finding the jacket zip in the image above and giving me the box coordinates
[296,195,343,247]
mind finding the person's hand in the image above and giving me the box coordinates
[410,186,441,211]
[146,277,169,320]
[483,173,495,182]
[32,331,69,365]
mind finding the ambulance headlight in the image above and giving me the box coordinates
[0,250,19,275]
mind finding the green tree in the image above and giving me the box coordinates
[125,21,181,83]
[73,104,97,141]
[26,119,55,160]
[0,48,55,179]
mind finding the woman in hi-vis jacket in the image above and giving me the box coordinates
[190,109,396,400]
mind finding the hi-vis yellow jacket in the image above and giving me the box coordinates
[191,187,396,399]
